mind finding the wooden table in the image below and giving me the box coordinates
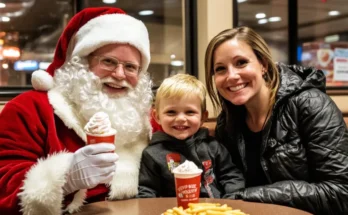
[74,198,312,215]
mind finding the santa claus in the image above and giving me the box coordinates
[0,7,153,215]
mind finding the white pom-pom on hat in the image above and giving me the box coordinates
[31,70,54,91]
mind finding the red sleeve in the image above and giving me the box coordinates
[0,92,48,214]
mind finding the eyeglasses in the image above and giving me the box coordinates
[91,55,141,76]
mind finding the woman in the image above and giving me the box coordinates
[204,26,348,215]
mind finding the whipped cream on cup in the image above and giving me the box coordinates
[172,160,202,175]
[172,160,203,209]
[84,112,116,136]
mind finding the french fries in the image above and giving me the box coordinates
[162,202,249,215]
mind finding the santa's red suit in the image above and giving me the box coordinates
[0,7,152,215]
[0,89,150,214]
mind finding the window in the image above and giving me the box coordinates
[298,0,348,88]
[0,0,73,88]
[237,0,289,63]
[0,0,187,94]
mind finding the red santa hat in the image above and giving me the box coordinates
[31,7,150,91]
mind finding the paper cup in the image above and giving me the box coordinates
[86,130,116,151]
[173,170,203,209]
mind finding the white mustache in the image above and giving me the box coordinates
[100,77,133,90]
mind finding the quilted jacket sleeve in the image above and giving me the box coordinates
[212,141,245,198]
[240,89,348,215]
[137,149,160,198]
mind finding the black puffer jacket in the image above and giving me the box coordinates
[215,63,348,215]
[138,128,244,198]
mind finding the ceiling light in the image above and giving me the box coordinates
[0,17,10,22]
[2,63,9,69]
[103,0,117,4]
[268,17,281,22]
[325,34,339,43]
[328,10,340,16]
[171,60,184,66]
[0,3,6,8]
[139,10,154,16]
[258,19,268,24]
[237,0,247,3]
[255,13,266,19]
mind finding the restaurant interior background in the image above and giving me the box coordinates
[0,0,347,120]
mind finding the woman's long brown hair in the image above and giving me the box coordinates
[204,26,280,132]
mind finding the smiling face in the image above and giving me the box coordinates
[213,38,268,106]
[154,95,207,140]
[88,43,141,97]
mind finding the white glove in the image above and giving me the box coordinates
[63,143,118,195]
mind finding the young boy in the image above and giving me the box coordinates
[138,74,244,198]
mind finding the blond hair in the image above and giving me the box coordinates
[205,26,279,112]
[155,74,206,112]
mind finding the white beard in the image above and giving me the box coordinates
[53,56,153,146]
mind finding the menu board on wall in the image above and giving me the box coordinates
[301,42,348,88]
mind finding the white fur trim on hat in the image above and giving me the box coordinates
[72,13,150,73]
[31,70,54,91]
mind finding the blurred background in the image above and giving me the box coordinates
[0,0,347,91]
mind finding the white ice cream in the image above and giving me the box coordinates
[84,112,116,135]
[172,160,202,174]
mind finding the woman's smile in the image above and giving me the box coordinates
[229,83,248,92]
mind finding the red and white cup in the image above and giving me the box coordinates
[173,169,203,209]
[86,130,116,151]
